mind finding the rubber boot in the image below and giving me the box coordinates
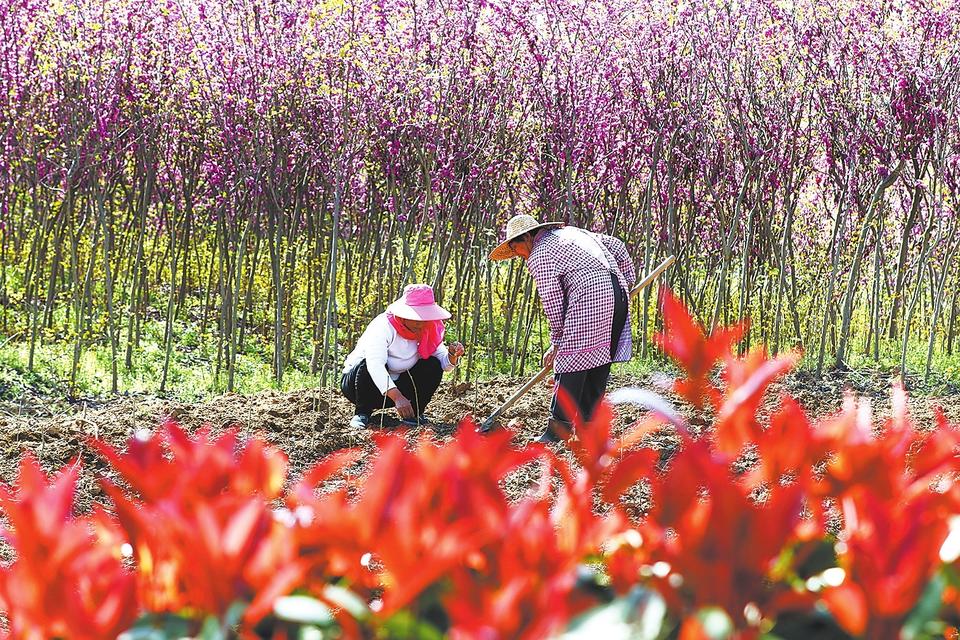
[536,418,574,444]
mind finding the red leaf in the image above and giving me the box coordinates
[715,350,798,455]
[655,288,746,409]
[243,560,310,625]
[601,449,659,504]
[298,448,365,490]
[821,583,868,636]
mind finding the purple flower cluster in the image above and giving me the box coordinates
[1,0,958,380]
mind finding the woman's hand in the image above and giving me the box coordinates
[542,345,557,387]
[542,344,556,370]
[448,342,465,365]
[386,388,415,419]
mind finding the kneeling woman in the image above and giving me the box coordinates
[341,284,465,429]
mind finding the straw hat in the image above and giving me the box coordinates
[488,214,563,261]
[386,284,451,321]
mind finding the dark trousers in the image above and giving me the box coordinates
[551,363,613,424]
[341,357,443,416]
[551,272,628,424]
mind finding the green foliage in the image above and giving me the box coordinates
[380,610,445,640]
[901,573,951,640]
[2,321,957,400]
[272,596,334,626]
[563,586,668,640]
[121,614,193,640]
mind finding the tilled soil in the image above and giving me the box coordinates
[1,368,959,514]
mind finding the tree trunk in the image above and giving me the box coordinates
[836,164,902,368]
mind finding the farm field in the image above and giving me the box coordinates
[3,367,959,513]
[3,0,960,637]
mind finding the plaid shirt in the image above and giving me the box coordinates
[526,227,636,374]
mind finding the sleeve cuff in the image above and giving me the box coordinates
[439,353,457,371]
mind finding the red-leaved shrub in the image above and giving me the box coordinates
[0,288,957,639]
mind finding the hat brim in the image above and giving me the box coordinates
[387,301,451,321]
[488,222,562,261]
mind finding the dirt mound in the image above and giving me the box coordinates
[1,369,958,514]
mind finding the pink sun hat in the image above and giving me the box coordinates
[387,284,452,321]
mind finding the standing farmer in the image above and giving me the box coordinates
[489,215,635,443]
[341,284,466,429]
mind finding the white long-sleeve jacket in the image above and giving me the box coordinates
[342,313,456,394]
